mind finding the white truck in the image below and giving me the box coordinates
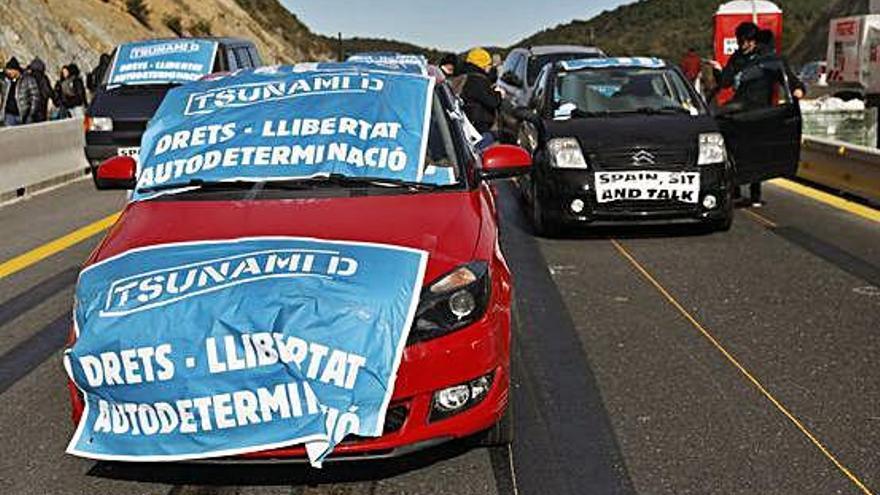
[826,15,880,105]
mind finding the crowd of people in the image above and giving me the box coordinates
[0,54,110,127]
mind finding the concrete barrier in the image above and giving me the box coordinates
[799,136,880,205]
[0,118,89,202]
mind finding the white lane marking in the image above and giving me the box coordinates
[508,444,520,495]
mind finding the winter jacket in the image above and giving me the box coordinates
[715,47,805,111]
[27,58,54,122]
[458,62,501,134]
[1,72,41,123]
[55,65,87,110]
[87,54,111,92]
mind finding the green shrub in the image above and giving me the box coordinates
[125,0,150,28]
[163,14,183,37]
[189,19,212,37]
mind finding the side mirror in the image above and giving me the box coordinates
[480,144,532,180]
[501,71,523,88]
[94,156,136,190]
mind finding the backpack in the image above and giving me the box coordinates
[61,78,77,100]
[448,74,469,97]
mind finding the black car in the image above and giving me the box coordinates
[515,57,801,234]
[84,37,262,173]
[497,45,605,142]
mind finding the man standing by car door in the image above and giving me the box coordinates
[712,22,804,207]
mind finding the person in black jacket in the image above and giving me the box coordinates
[459,47,503,148]
[26,58,54,123]
[54,64,88,119]
[87,53,111,95]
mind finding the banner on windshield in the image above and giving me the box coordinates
[64,237,427,466]
[132,64,435,201]
[107,39,218,86]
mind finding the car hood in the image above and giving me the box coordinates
[91,191,485,286]
[545,114,719,152]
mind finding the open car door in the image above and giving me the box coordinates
[714,61,802,185]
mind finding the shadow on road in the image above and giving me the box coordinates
[87,439,482,486]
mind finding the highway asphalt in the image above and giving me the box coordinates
[0,178,877,494]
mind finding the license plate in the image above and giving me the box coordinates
[117,147,140,159]
[595,171,700,204]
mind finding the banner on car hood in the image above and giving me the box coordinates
[64,237,427,466]
[132,64,436,201]
[107,39,218,86]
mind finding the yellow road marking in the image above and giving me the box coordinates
[742,208,778,229]
[769,179,880,224]
[0,212,120,280]
[610,239,875,495]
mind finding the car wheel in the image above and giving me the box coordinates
[477,397,514,447]
[531,183,559,237]
[710,213,733,232]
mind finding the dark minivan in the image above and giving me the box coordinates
[515,57,801,234]
[84,37,262,171]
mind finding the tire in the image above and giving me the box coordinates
[709,212,733,232]
[477,398,514,447]
[530,183,559,237]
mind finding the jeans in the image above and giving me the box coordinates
[3,114,21,126]
[476,131,495,151]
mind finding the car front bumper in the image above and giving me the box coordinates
[537,163,733,226]
[67,277,512,463]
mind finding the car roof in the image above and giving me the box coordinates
[527,45,605,56]
[558,57,667,72]
[119,37,254,47]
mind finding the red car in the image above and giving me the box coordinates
[67,82,531,461]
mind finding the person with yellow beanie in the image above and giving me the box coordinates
[459,47,503,147]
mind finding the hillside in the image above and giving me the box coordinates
[327,36,445,62]
[515,0,845,63]
[0,0,332,78]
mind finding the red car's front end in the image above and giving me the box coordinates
[67,186,512,461]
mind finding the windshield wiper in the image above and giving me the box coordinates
[620,106,691,115]
[137,179,261,194]
[266,174,449,192]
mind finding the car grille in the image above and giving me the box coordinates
[586,147,693,170]
[345,403,408,443]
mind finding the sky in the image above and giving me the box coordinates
[282,0,636,52]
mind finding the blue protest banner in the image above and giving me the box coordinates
[132,64,436,201]
[106,39,219,86]
[346,53,429,75]
[64,237,427,465]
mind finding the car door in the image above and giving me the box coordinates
[715,63,802,185]
[497,52,527,141]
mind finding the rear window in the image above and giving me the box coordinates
[106,39,219,87]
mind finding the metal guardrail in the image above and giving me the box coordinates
[0,118,89,202]
[799,136,880,205]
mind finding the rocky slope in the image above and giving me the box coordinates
[0,0,331,77]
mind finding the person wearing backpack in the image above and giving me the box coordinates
[54,64,87,119]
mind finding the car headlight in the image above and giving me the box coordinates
[408,262,491,344]
[547,138,588,169]
[698,133,726,165]
[85,116,113,132]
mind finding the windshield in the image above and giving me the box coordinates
[105,39,218,87]
[133,64,461,201]
[552,67,703,118]
[528,52,601,86]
